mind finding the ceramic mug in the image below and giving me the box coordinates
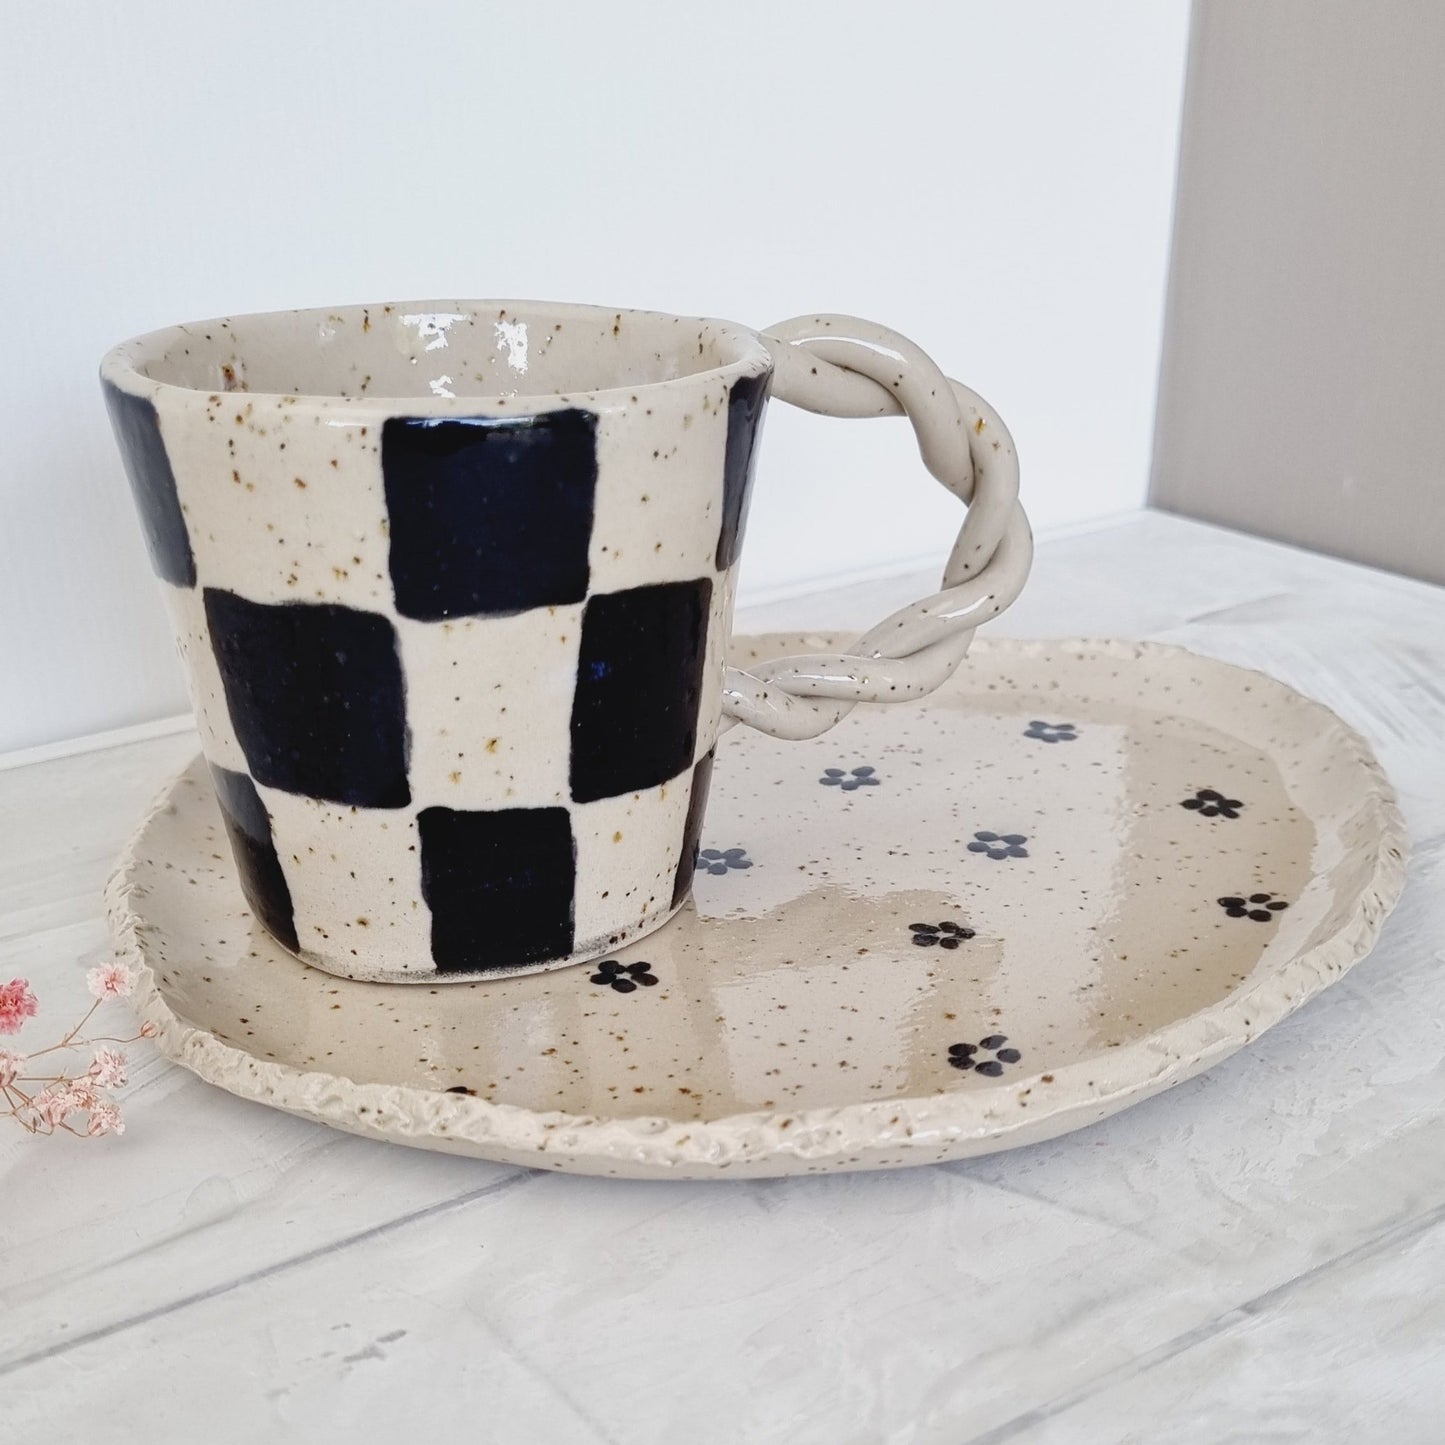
[101,300,1029,983]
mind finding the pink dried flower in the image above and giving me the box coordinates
[89,1047,128,1088]
[86,960,137,1001]
[0,978,39,1035]
[140,1020,158,1038]
[86,1098,125,1137]
[5,970,149,1139]
[33,1083,81,1128]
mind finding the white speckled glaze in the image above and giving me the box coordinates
[101,301,1028,983]
[106,636,1407,1179]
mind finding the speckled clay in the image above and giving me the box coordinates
[106,635,1408,1180]
[100,301,1028,982]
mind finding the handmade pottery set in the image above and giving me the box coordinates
[101,301,1406,1178]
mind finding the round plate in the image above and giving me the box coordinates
[108,636,1407,1179]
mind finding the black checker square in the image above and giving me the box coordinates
[714,369,770,570]
[382,409,598,621]
[102,380,196,587]
[419,805,576,973]
[208,763,298,952]
[204,588,410,809]
[570,578,713,803]
[671,748,716,909]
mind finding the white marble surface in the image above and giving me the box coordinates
[2,512,1442,1443]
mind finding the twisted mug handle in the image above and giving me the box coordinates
[722,315,1033,740]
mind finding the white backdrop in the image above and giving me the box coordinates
[0,0,1187,753]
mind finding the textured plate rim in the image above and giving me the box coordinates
[106,637,1411,1174]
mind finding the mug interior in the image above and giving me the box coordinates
[113,300,766,403]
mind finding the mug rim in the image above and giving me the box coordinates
[99,297,774,413]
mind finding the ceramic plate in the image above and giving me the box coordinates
[108,636,1407,1179]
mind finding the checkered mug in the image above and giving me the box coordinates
[101,301,1028,982]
